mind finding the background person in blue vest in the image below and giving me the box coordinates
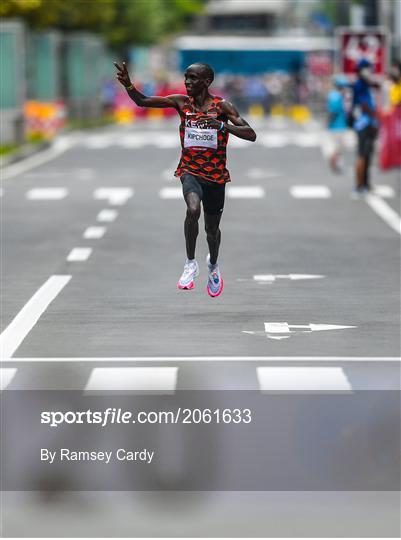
[325,75,349,173]
[350,59,380,197]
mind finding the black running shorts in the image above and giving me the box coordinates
[181,173,226,215]
[357,125,377,158]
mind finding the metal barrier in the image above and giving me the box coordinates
[0,19,26,143]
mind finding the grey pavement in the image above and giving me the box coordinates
[1,117,400,537]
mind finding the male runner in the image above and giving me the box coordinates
[350,59,379,196]
[114,61,256,297]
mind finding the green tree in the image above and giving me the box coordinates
[0,0,207,51]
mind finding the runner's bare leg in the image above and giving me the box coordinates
[184,192,201,259]
[205,212,222,265]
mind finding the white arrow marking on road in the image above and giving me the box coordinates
[0,275,71,358]
[83,226,106,239]
[243,322,357,340]
[308,324,357,332]
[265,322,290,333]
[0,368,17,391]
[290,186,331,199]
[257,367,352,392]
[227,186,265,199]
[253,274,324,282]
[97,209,118,222]
[67,248,92,262]
[94,188,134,206]
[26,188,68,200]
[85,367,178,393]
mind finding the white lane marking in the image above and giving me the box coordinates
[228,137,253,148]
[0,275,71,359]
[0,188,3,197]
[162,169,175,181]
[244,322,357,340]
[247,168,280,179]
[291,133,321,147]
[267,116,290,128]
[85,367,178,392]
[84,135,115,149]
[160,186,265,199]
[157,134,179,148]
[259,133,288,147]
[0,368,17,390]
[26,188,68,200]
[159,187,182,199]
[257,367,352,392]
[227,186,265,199]
[373,185,395,198]
[94,187,134,206]
[253,274,324,282]
[4,356,399,363]
[83,226,106,239]
[303,119,322,131]
[97,209,118,222]
[119,134,147,148]
[365,193,401,235]
[1,137,75,180]
[290,185,331,199]
[66,248,92,262]
[118,132,179,148]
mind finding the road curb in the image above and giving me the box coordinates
[0,141,51,169]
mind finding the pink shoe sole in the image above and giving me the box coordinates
[207,278,224,297]
[177,281,195,290]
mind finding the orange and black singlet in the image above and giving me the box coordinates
[174,95,230,184]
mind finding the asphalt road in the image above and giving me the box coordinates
[1,117,400,537]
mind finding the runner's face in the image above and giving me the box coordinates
[184,66,209,96]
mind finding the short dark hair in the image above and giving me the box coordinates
[191,62,214,83]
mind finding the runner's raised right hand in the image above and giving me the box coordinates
[114,61,132,88]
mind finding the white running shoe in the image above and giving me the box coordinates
[177,259,199,290]
[206,254,224,297]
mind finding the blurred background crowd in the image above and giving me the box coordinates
[0,0,400,154]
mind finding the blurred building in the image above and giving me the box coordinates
[193,0,288,34]
[174,35,332,75]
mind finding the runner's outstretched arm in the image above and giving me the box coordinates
[114,61,184,109]
[197,100,256,141]
[222,101,257,141]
